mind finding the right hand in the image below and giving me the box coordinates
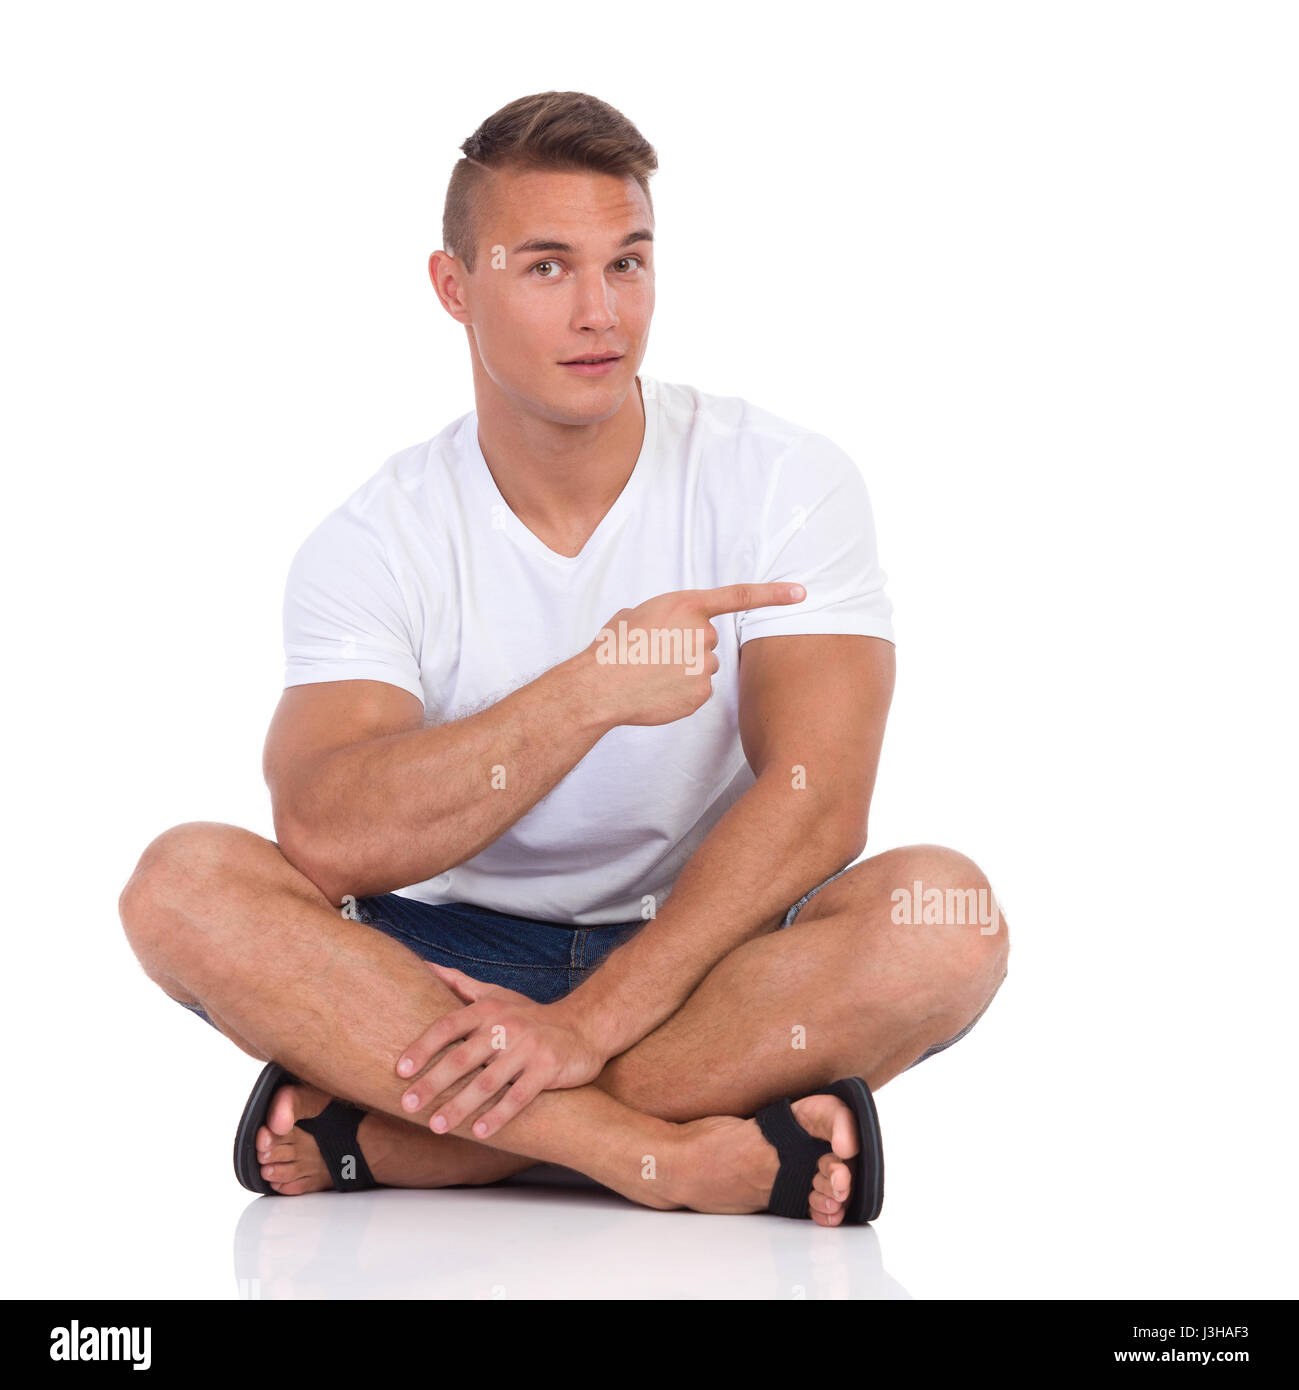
[579,582,805,727]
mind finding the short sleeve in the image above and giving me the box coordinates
[737,433,896,646]
[281,503,425,702]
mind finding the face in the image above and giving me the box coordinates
[431,167,655,426]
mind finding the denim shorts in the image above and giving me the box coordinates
[347,894,650,1004]
[180,862,979,1066]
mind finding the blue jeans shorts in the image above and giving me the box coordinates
[180,862,980,1067]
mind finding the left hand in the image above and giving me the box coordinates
[395,963,607,1139]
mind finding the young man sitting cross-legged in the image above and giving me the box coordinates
[118,91,1008,1227]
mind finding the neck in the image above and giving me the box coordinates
[472,364,647,554]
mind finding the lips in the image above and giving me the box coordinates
[558,353,624,377]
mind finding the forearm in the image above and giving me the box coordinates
[277,651,613,903]
[556,771,863,1058]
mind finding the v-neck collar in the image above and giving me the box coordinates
[468,375,658,569]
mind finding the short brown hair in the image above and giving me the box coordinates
[442,91,658,271]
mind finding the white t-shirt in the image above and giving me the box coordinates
[282,375,895,925]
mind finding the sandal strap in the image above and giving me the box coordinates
[295,1100,378,1192]
[755,1098,833,1219]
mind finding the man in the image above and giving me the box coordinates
[119,91,1008,1227]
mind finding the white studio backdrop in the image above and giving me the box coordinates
[1,1,1295,1298]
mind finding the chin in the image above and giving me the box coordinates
[546,372,632,423]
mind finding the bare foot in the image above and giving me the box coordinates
[255,1083,533,1194]
[664,1094,860,1226]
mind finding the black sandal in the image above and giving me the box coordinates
[233,1061,379,1194]
[754,1075,884,1224]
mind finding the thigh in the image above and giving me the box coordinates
[782,844,1003,1067]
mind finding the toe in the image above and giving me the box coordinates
[790,1095,860,1161]
[829,1105,859,1162]
[812,1169,842,1203]
[263,1159,318,1190]
[271,1174,319,1196]
[256,1084,340,1194]
[266,1084,300,1137]
[819,1152,852,1202]
[809,1190,842,1216]
[267,1082,332,1138]
[256,1130,282,1159]
[810,1161,848,1218]
[789,1093,858,1220]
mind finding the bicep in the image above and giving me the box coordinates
[738,634,895,842]
[263,678,425,809]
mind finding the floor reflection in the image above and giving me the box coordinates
[233,1176,910,1300]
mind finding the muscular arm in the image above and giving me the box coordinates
[265,581,802,908]
[264,656,613,906]
[554,632,896,1058]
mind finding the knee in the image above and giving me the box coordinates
[118,821,260,975]
[887,843,1009,1009]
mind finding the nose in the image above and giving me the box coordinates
[572,269,618,333]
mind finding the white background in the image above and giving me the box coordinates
[2,1,1295,1300]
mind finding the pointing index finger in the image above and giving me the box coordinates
[699,582,806,617]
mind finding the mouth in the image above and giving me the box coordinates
[559,353,623,375]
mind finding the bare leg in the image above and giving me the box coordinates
[121,824,689,1209]
[260,841,1007,1194]
[121,825,1005,1219]
[598,843,1010,1119]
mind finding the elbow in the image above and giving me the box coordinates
[832,808,871,867]
[838,831,869,869]
[274,811,351,908]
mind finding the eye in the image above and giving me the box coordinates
[531,259,562,278]
[612,256,642,273]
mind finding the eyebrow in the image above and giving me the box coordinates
[510,228,654,256]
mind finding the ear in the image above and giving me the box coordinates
[429,249,473,324]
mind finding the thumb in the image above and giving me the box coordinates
[424,959,486,1002]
